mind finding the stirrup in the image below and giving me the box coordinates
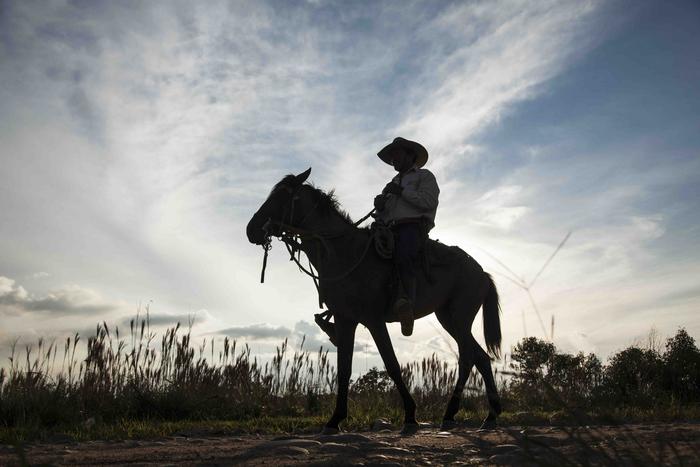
[314,310,338,347]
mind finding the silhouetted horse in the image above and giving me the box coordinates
[246,168,503,432]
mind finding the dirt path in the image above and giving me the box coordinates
[1,423,698,466]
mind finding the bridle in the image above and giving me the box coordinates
[257,183,377,306]
[261,187,311,237]
[259,183,340,282]
[259,183,318,282]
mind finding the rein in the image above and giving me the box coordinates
[260,209,376,282]
[258,186,377,289]
[282,227,373,282]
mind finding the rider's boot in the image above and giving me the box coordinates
[394,274,416,337]
[394,298,414,336]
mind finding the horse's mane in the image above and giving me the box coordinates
[273,175,354,225]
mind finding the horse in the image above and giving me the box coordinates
[246,168,503,433]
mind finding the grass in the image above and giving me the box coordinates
[1,313,699,445]
[0,417,326,444]
[1,312,470,442]
[4,408,698,444]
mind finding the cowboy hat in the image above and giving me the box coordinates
[377,137,429,168]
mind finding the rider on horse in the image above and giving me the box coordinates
[374,137,440,336]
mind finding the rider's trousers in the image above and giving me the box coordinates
[393,221,420,303]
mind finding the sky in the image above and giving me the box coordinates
[1,0,699,370]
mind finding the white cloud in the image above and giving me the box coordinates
[0,275,130,363]
[0,276,28,301]
[0,275,119,316]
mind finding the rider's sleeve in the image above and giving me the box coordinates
[401,170,439,211]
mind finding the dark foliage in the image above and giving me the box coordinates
[506,329,700,412]
[662,329,700,402]
[602,347,664,406]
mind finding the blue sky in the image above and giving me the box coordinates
[1,0,698,367]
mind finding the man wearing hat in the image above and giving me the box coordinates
[374,137,440,336]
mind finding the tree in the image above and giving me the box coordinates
[509,338,603,409]
[548,352,603,407]
[511,337,556,380]
[602,347,664,406]
[663,328,700,402]
[351,367,392,395]
[509,338,556,409]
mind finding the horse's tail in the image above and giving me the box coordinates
[482,273,502,359]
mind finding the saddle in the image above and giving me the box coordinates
[371,219,458,282]
[314,220,470,344]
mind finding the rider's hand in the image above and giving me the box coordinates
[382,182,403,196]
[374,194,387,211]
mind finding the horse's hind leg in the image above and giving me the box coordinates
[435,311,475,428]
[472,339,502,429]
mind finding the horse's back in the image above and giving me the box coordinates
[427,239,483,276]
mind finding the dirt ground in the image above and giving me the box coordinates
[1,423,698,466]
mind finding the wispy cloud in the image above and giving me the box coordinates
[28,272,50,279]
[214,323,293,341]
[118,310,213,329]
[1,0,698,363]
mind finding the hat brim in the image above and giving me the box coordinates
[377,138,428,168]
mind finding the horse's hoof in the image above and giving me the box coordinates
[479,418,497,430]
[400,422,420,435]
[320,426,340,435]
[440,419,458,430]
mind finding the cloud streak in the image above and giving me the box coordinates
[214,323,293,341]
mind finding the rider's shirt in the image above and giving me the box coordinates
[376,167,440,229]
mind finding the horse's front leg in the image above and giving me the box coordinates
[367,321,417,432]
[323,315,358,433]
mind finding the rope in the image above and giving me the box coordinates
[260,215,394,282]
[258,205,388,310]
[282,231,374,282]
[372,223,394,260]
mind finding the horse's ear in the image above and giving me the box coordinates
[295,167,311,185]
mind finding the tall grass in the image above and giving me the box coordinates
[0,314,474,434]
[1,318,331,428]
[1,315,698,441]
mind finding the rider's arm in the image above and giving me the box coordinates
[401,170,439,211]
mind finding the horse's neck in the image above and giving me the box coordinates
[299,214,360,272]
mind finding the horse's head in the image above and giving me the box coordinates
[246,168,312,245]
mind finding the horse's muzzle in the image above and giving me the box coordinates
[246,218,267,245]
